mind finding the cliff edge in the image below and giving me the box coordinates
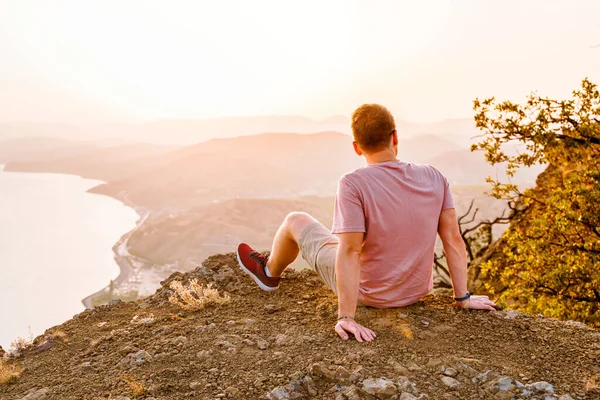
[1,253,598,400]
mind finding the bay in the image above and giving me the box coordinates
[0,166,137,348]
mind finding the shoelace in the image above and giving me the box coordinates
[249,251,268,268]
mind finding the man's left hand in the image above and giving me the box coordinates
[456,294,496,311]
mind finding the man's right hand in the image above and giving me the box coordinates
[335,319,377,342]
[456,294,496,311]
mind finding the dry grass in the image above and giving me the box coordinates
[168,279,230,311]
[121,373,147,396]
[0,360,22,385]
[9,327,33,355]
[586,374,600,393]
[48,330,68,343]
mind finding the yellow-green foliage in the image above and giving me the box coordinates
[473,79,600,326]
[168,279,230,311]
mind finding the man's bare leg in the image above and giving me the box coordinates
[267,212,319,277]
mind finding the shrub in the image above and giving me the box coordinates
[168,279,230,311]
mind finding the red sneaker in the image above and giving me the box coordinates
[236,243,280,291]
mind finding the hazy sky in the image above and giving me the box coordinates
[1,0,599,123]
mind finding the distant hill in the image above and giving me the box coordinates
[0,137,97,164]
[88,131,488,209]
[425,149,544,187]
[5,131,539,210]
[5,143,174,182]
[127,196,335,268]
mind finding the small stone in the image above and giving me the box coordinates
[171,336,188,346]
[441,376,460,389]
[426,358,443,368]
[422,321,430,327]
[189,382,202,390]
[504,310,522,319]
[490,376,514,393]
[399,393,419,400]
[266,386,290,399]
[389,361,409,375]
[406,362,422,372]
[362,377,398,399]
[197,323,216,332]
[20,388,51,400]
[197,350,211,358]
[442,367,459,377]
[131,314,155,325]
[265,304,279,314]
[558,395,574,400]
[123,350,152,365]
[526,381,554,394]
[341,385,362,400]
[335,366,351,382]
[396,376,418,395]
[309,362,335,380]
[226,320,236,325]
[493,392,513,400]
[257,339,270,350]
[226,386,242,397]
[80,361,94,371]
[274,334,288,346]
[216,340,234,349]
[472,370,491,384]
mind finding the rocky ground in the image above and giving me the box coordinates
[1,253,599,400]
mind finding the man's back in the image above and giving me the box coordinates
[332,160,454,307]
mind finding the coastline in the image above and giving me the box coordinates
[1,162,159,310]
[80,210,149,309]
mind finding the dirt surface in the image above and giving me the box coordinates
[1,253,599,400]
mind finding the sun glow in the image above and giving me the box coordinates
[1,0,451,120]
[1,0,599,123]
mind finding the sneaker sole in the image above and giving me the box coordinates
[236,250,279,292]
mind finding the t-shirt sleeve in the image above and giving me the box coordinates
[442,176,455,210]
[332,177,366,233]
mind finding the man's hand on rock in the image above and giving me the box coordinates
[456,294,496,311]
[335,319,377,342]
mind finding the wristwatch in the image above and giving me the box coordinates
[454,291,471,302]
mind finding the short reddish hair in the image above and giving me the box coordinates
[351,104,396,152]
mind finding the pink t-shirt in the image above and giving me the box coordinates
[332,161,454,308]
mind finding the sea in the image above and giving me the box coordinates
[0,166,138,349]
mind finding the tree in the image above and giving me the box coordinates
[471,79,600,326]
[433,200,513,288]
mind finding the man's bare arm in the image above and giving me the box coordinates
[438,208,496,311]
[334,232,377,342]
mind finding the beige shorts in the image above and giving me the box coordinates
[298,222,339,294]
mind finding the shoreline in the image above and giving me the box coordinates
[80,211,149,309]
[0,163,157,310]
[80,187,154,309]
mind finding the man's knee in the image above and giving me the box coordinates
[284,212,316,238]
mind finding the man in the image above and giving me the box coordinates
[237,104,496,343]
